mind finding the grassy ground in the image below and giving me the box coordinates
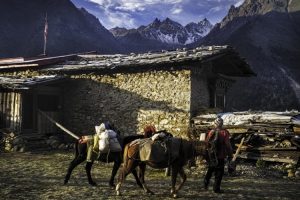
[0,151,299,200]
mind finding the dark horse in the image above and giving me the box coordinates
[64,125,156,187]
[116,137,206,198]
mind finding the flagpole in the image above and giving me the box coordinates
[43,13,48,55]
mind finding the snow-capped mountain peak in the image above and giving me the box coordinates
[185,18,213,44]
[141,18,213,45]
[110,18,213,45]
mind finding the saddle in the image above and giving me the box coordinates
[136,135,181,164]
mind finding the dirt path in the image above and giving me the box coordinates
[0,151,299,200]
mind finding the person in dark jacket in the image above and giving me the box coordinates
[204,116,233,193]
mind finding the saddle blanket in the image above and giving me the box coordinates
[131,137,181,163]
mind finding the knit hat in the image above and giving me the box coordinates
[214,116,223,127]
[105,121,114,130]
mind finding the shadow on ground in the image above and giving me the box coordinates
[0,151,299,200]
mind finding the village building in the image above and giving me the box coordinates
[0,46,255,138]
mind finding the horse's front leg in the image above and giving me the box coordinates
[170,165,179,198]
[116,158,139,196]
[64,155,85,185]
[132,168,143,188]
[139,163,154,195]
[85,161,97,186]
[109,160,121,188]
[175,167,187,193]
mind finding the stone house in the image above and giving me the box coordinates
[0,46,255,137]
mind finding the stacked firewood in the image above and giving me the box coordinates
[0,129,74,152]
[191,111,300,165]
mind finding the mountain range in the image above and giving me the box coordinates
[110,18,213,46]
[0,0,212,57]
[195,0,300,110]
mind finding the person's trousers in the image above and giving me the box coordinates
[204,159,225,191]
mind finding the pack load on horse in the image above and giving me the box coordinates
[128,130,174,163]
[79,122,122,162]
[116,130,207,198]
[94,122,122,153]
[38,110,157,187]
[64,124,157,187]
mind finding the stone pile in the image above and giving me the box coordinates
[0,129,74,152]
[0,131,27,152]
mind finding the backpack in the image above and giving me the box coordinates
[99,130,122,153]
[207,129,219,167]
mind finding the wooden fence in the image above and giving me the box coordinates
[0,92,22,132]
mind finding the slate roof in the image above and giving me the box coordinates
[0,46,255,77]
[0,75,66,90]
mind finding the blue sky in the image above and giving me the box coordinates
[71,0,245,29]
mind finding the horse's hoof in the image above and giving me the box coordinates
[63,180,68,185]
[173,193,178,198]
[146,190,154,195]
[89,181,97,186]
[109,181,116,187]
[116,191,121,196]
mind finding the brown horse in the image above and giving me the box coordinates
[64,125,156,187]
[115,137,206,198]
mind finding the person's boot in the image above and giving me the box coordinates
[203,179,209,190]
[214,189,224,193]
[213,181,223,193]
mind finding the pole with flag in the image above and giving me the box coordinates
[43,13,48,55]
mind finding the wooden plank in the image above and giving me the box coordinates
[0,92,2,127]
[9,92,14,129]
[5,92,10,128]
[38,111,60,134]
[0,57,24,64]
[38,110,79,139]
[10,92,13,128]
[18,94,22,132]
[2,92,6,128]
[232,137,245,161]
[13,92,17,130]
[238,154,297,164]
[239,146,298,151]
[15,93,20,132]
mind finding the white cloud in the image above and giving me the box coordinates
[81,0,245,29]
[172,8,183,14]
[209,6,223,13]
[89,0,184,12]
[107,13,137,28]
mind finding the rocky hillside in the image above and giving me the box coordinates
[110,18,212,52]
[109,27,178,53]
[194,0,300,110]
[0,0,122,58]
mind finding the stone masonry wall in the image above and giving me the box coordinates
[62,70,191,136]
[190,69,210,117]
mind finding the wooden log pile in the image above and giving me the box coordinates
[0,129,75,152]
[191,111,300,165]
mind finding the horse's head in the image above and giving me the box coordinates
[143,125,156,138]
[192,140,207,157]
